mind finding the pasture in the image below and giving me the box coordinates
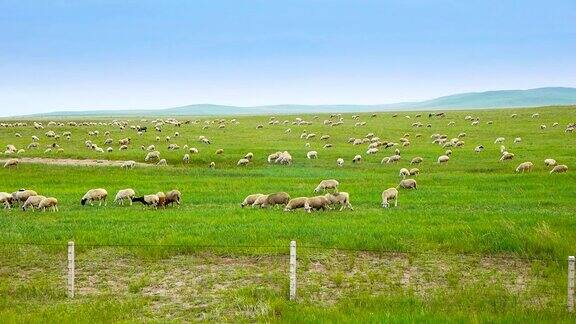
[1,106,575,322]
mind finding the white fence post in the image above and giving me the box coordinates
[568,256,575,313]
[289,240,297,301]
[67,241,75,298]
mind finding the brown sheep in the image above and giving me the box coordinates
[304,196,332,213]
[284,197,308,211]
[261,192,290,208]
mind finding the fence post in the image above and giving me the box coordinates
[67,241,75,298]
[568,256,575,313]
[289,240,297,301]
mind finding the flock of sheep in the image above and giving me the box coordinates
[0,188,182,211]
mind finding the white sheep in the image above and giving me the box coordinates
[352,154,362,163]
[325,192,353,211]
[515,161,533,173]
[121,160,136,169]
[38,197,58,212]
[0,192,14,209]
[381,188,398,208]
[189,147,199,154]
[410,157,423,164]
[3,159,18,168]
[115,188,136,205]
[314,179,339,193]
[398,179,417,189]
[21,195,46,211]
[437,155,450,164]
[336,158,344,167]
[550,165,568,174]
[81,188,108,206]
[494,137,505,144]
[399,168,410,178]
[500,152,514,161]
[244,152,254,160]
[145,151,160,162]
[241,194,264,207]
[157,159,167,166]
[474,145,484,153]
[513,137,522,144]
[544,158,557,167]
[237,158,250,166]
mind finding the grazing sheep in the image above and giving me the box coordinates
[183,154,190,164]
[307,151,318,159]
[216,148,224,154]
[336,158,344,167]
[131,194,160,208]
[244,152,254,160]
[284,197,308,211]
[386,155,401,164]
[38,197,58,212]
[121,160,136,169]
[437,155,450,164]
[540,124,547,130]
[409,168,420,176]
[314,179,339,193]
[514,137,522,144]
[494,137,505,144]
[544,159,557,167]
[474,145,484,153]
[366,148,379,154]
[157,159,167,166]
[209,161,215,168]
[550,165,568,174]
[410,157,423,165]
[500,152,515,161]
[399,168,410,178]
[114,189,136,205]
[145,151,160,162]
[352,154,362,163]
[241,194,264,208]
[445,149,452,156]
[325,192,353,211]
[251,194,269,207]
[165,190,182,207]
[12,189,38,205]
[381,188,398,208]
[398,179,417,189]
[304,196,332,213]
[274,151,293,165]
[155,191,167,207]
[3,159,18,168]
[261,192,291,208]
[81,188,108,206]
[237,158,250,166]
[21,195,47,211]
[515,161,534,173]
[189,147,199,154]
[532,113,539,118]
[0,192,14,209]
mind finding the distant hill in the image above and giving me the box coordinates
[20,87,576,117]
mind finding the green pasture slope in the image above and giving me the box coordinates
[1,106,575,322]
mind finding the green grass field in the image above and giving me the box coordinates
[1,106,575,322]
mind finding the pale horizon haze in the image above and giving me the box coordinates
[1,0,575,115]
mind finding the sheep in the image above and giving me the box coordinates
[241,194,264,208]
[515,161,534,173]
[304,196,332,213]
[157,159,167,166]
[445,149,452,156]
[165,190,182,207]
[21,195,46,211]
[145,151,160,162]
[381,188,398,208]
[387,155,401,164]
[216,148,224,155]
[114,189,136,205]
[81,188,108,206]
[12,189,38,205]
[121,160,136,169]
[3,159,18,168]
[284,197,308,211]
[325,192,353,211]
[398,179,417,189]
[532,113,540,118]
[494,137,505,144]
[437,155,450,164]
[544,159,557,167]
[314,179,339,193]
[410,157,423,165]
[336,158,344,167]
[409,168,420,176]
[251,194,269,207]
[540,124,547,130]
[399,168,410,178]
[183,154,190,164]
[323,143,332,149]
[261,192,291,208]
[131,194,160,208]
[156,191,167,207]
[514,137,522,144]
[307,151,318,159]
[237,158,250,166]
[352,154,362,163]
[274,151,293,165]
[550,165,568,174]
[209,161,215,168]
[366,148,379,154]
[244,152,254,160]
[38,197,58,212]
[474,145,484,153]
[0,192,14,209]
[500,152,515,161]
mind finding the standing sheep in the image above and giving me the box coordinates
[38,197,58,212]
[81,188,108,206]
[284,197,308,211]
[410,157,423,165]
[314,179,339,193]
[3,159,18,168]
[307,151,318,159]
[336,158,344,167]
[131,194,160,208]
[304,196,332,213]
[352,154,362,163]
[544,159,557,167]
[12,189,38,205]
[261,192,291,208]
[437,155,450,164]
[515,161,534,173]
[114,189,136,205]
[0,192,13,209]
[398,179,417,189]
[550,165,568,174]
[399,168,410,178]
[237,158,250,166]
[240,194,264,208]
[165,190,182,207]
[251,194,269,208]
[381,188,398,208]
[121,160,136,169]
[21,195,46,211]
[325,192,353,211]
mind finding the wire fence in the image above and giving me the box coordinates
[1,240,574,314]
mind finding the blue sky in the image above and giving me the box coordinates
[1,0,575,114]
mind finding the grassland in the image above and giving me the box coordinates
[1,106,575,322]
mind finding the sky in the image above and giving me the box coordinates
[0,0,575,115]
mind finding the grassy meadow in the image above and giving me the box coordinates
[1,106,575,322]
